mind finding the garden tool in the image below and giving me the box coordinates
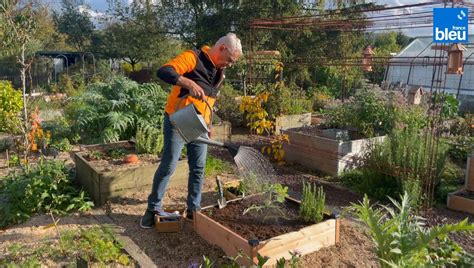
[169,96,240,157]
[216,177,227,209]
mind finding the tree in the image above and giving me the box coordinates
[94,0,179,71]
[54,0,94,51]
[0,0,40,159]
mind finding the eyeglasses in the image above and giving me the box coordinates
[223,46,238,66]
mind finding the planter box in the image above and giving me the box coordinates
[74,141,189,206]
[447,189,474,215]
[275,113,311,135]
[282,129,385,175]
[155,207,187,233]
[0,133,15,152]
[194,197,340,266]
[212,121,232,143]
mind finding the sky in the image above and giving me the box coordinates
[44,0,474,38]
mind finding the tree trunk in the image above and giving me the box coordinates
[20,43,29,162]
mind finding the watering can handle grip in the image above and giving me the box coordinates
[174,94,213,126]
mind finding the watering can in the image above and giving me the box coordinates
[169,96,240,157]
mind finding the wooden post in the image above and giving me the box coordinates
[466,155,474,192]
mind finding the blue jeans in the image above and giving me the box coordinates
[147,114,207,212]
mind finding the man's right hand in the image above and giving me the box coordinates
[177,76,205,99]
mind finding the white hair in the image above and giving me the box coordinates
[215,33,242,55]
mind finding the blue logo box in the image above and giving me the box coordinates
[433,8,469,43]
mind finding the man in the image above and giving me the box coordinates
[140,33,242,228]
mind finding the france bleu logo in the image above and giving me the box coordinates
[433,8,469,43]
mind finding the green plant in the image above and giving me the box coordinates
[0,159,94,227]
[135,124,164,155]
[66,77,167,144]
[354,128,448,205]
[323,88,427,138]
[243,183,289,217]
[432,93,459,119]
[87,150,104,160]
[73,226,130,265]
[107,148,128,159]
[300,182,326,223]
[50,138,73,152]
[0,80,23,134]
[7,153,20,167]
[1,225,130,266]
[205,155,233,178]
[276,250,302,268]
[216,83,243,126]
[349,192,474,267]
[447,135,474,163]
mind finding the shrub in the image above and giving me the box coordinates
[135,124,164,155]
[265,83,312,118]
[323,88,427,138]
[300,182,325,223]
[0,80,23,134]
[0,159,94,227]
[350,193,474,267]
[216,83,243,126]
[65,77,167,144]
[359,128,447,204]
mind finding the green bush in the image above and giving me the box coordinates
[350,193,474,267]
[0,160,94,227]
[65,76,167,144]
[341,128,448,204]
[135,124,164,155]
[265,83,312,118]
[446,135,474,163]
[323,88,427,138]
[216,83,243,126]
[0,80,23,134]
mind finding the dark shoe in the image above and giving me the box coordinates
[185,210,194,221]
[140,210,156,229]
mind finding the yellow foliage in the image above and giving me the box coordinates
[262,134,290,164]
[240,92,274,135]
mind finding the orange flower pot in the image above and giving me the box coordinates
[123,154,139,164]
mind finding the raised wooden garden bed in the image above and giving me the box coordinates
[74,141,189,206]
[275,113,311,135]
[282,127,385,175]
[212,121,232,143]
[447,190,474,215]
[194,196,340,266]
[447,155,474,215]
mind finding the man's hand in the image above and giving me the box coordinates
[176,76,205,99]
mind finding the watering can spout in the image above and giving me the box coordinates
[193,136,240,158]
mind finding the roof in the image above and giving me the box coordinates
[408,86,424,94]
[394,35,474,59]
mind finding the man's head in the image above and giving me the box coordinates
[209,33,242,69]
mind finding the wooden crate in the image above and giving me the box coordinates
[275,113,311,135]
[194,197,340,266]
[155,207,186,233]
[282,129,385,175]
[74,142,189,206]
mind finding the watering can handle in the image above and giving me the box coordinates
[174,94,214,127]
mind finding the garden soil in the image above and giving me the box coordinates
[0,132,471,266]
